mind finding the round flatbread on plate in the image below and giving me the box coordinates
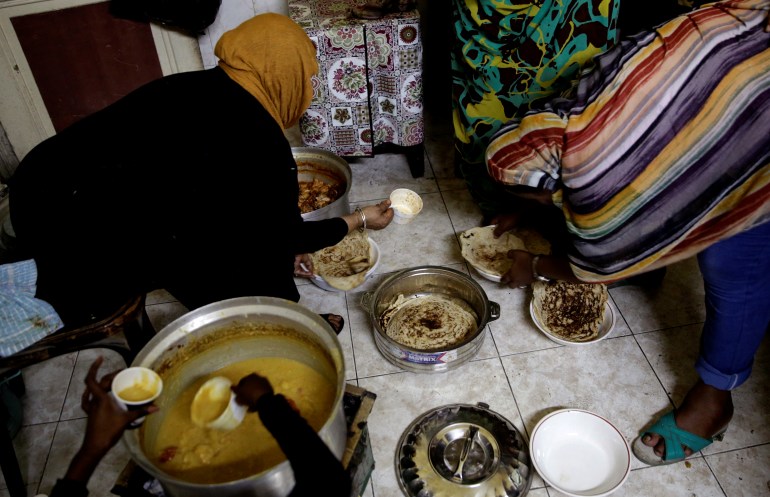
[531,280,609,343]
[310,230,374,291]
[459,226,525,278]
[379,294,478,351]
[460,225,552,281]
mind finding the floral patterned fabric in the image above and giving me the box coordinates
[290,0,423,156]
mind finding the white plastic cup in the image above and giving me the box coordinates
[389,188,423,224]
[111,367,163,427]
[190,377,247,431]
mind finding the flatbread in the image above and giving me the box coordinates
[532,281,608,342]
[310,231,372,291]
[379,294,478,351]
[514,226,551,255]
[460,225,552,277]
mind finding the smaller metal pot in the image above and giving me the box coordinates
[293,147,352,221]
[361,266,500,373]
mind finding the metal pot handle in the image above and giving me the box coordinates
[360,291,374,316]
[487,301,501,322]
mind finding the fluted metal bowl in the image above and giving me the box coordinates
[396,402,532,497]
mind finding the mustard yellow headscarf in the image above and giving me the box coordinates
[215,13,318,130]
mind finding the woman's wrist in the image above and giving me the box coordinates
[64,446,108,483]
[354,206,367,232]
[531,255,552,283]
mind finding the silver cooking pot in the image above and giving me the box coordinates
[123,297,347,497]
[294,147,351,221]
[361,266,500,373]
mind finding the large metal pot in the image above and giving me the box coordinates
[293,147,351,221]
[123,297,347,497]
[361,266,500,373]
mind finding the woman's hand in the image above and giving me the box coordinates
[500,250,535,288]
[232,373,274,412]
[361,199,394,230]
[490,212,521,238]
[66,357,159,484]
[501,252,581,287]
[80,357,157,457]
[293,253,314,278]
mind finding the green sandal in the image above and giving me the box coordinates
[632,411,726,466]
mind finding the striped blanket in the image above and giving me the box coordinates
[486,0,770,282]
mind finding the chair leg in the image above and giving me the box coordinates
[0,399,26,497]
[404,143,425,178]
[123,309,156,365]
[372,142,425,178]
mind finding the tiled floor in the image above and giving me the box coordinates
[2,111,769,497]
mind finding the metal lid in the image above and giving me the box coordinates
[396,402,532,497]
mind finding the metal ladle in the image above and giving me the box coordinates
[453,425,479,481]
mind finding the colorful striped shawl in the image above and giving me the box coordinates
[486,0,770,282]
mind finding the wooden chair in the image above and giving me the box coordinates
[0,294,155,497]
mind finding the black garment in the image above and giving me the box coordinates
[617,0,705,37]
[256,394,352,497]
[9,67,348,326]
[49,394,351,497]
[49,478,89,497]
[109,0,222,34]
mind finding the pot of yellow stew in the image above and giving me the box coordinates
[122,297,347,497]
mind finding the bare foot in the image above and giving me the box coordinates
[642,380,733,458]
[319,313,345,334]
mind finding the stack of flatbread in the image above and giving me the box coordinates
[460,225,551,277]
[310,230,372,291]
[532,280,608,342]
[379,294,478,351]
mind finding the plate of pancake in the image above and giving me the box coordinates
[529,280,614,345]
[309,231,379,292]
[459,225,551,282]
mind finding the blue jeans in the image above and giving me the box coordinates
[696,221,770,390]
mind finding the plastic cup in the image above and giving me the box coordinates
[389,188,423,224]
[190,376,247,431]
[111,367,163,427]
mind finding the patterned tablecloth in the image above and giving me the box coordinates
[289,0,424,157]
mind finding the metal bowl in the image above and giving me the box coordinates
[396,402,532,497]
[293,147,351,221]
[361,266,500,373]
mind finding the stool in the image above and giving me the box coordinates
[0,294,155,497]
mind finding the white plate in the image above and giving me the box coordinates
[530,299,614,346]
[310,238,380,292]
[530,409,631,497]
[469,263,503,282]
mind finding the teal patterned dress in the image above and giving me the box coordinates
[452,0,619,217]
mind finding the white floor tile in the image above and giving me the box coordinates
[500,335,672,471]
[19,354,76,425]
[60,348,126,421]
[615,459,723,497]
[0,422,56,489]
[706,444,770,497]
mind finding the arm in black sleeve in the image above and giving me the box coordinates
[49,478,90,497]
[255,394,351,497]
